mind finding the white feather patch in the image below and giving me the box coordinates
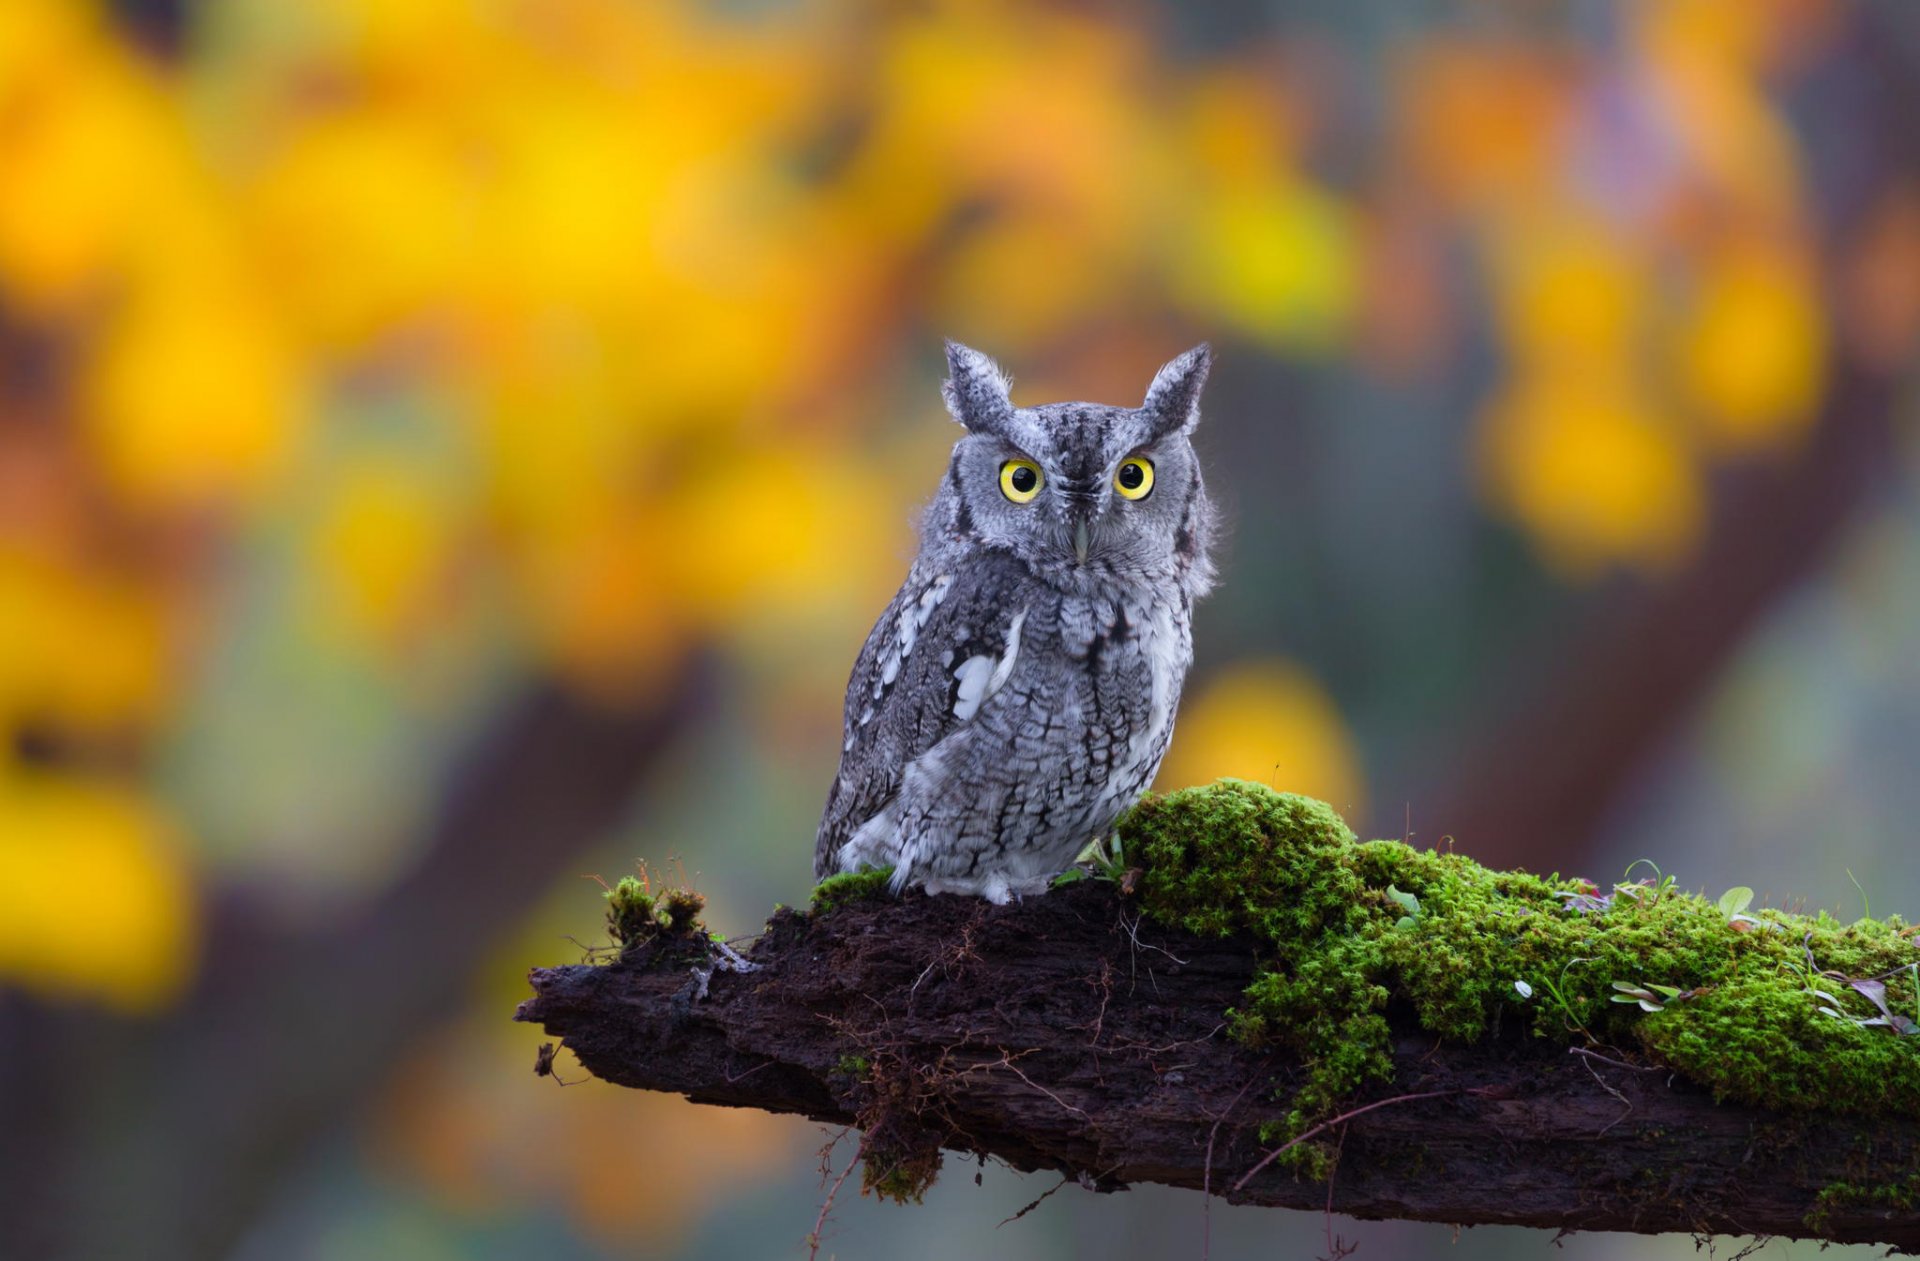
[951,655,994,721]
[873,573,953,698]
[951,608,1025,722]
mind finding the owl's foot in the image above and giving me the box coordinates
[920,871,1055,904]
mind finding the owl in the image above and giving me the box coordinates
[813,342,1218,903]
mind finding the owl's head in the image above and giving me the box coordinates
[932,341,1217,595]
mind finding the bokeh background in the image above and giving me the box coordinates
[2,1,1918,1258]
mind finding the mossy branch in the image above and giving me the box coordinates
[517,783,1920,1250]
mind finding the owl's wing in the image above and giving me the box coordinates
[813,556,1032,877]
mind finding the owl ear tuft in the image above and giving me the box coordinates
[1142,344,1211,436]
[942,341,1016,435]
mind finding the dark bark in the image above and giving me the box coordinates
[518,882,1920,1250]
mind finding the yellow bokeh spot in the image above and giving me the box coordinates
[668,443,895,631]
[314,457,462,648]
[247,107,477,349]
[1492,217,1651,370]
[935,212,1126,347]
[0,774,197,1013]
[83,269,305,511]
[0,9,181,314]
[1172,173,1358,354]
[1157,659,1364,819]
[0,547,171,734]
[1480,374,1703,577]
[1677,241,1825,452]
[504,501,689,700]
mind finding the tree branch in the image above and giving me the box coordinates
[518,883,1920,1250]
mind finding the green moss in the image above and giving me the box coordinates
[1807,1172,1920,1232]
[863,1149,941,1204]
[604,876,659,945]
[1120,779,1920,1170]
[835,1054,872,1078]
[811,868,894,915]
[603,875,708,954]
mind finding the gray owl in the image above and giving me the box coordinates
[813,342,1217,902]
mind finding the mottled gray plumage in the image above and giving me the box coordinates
[814,342,1218,902]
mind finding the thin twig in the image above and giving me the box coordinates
[1581,1056,1634,1138]
[1320,1124,1355,1261]
[1567,1046,1663,1073]
[1120,911,1191,966]
[807,1130,858,1261]
[997,1174,1071,1228]
[1202,1071,1264,1261]
[969,1054,1088,1119]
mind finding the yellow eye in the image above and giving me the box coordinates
[1114,455,1154,500]
[1000,459,1043,503]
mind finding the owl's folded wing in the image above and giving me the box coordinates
[813,555,1033,877]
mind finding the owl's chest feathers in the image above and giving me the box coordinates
[1041,583,1192,770]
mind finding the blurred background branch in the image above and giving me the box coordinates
[2,664,710,1260]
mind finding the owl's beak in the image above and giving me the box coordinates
[1073,519,1093,565]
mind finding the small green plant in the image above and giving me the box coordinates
[1385,885,1422,931]
[1846,868,1871,922]
[1618,859,1678,906]
[600,863,709,950]
[1811,961,1920,1037]
[1713,885,1782,933]
[1055,832,1134,888]
[1609,981,1698,1013]
[1529,958,1599,1042]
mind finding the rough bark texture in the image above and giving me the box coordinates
[518,882,1920,1250]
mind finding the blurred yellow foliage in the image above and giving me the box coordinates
[1156,659,1363,820]
[0,547,171,734]
[1677,239,1825,451]
[1174,172,1357,354]
[1492,218,1651,372]
[314,455,464,647]
[1173,69,1356,351]
[246,107,478,349]
[0,3,179,314]
[0,774,196,1012]
[1454,9,1831,576]
[85,265,305,510]
[1480,373,1702,576]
